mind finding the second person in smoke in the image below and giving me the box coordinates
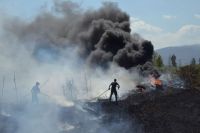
[109,79,120,103]
[31,82,40,104]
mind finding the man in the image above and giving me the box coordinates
[109,79,120,103]
[31,82,40,104]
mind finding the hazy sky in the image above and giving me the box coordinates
[0,0,200,49]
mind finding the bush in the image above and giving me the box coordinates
[177,64,200,89]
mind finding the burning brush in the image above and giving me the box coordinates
[149,74,162,90]
[136,73,163,93]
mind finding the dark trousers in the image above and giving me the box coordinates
[109,89,118,102]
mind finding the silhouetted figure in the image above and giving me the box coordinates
[31,82,40,104]
[109,79,120,103]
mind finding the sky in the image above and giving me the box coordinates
[0,0,200,49]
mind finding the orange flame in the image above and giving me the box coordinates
[154,79,162,86]
[150,76,162,86]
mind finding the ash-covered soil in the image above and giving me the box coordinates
[92,88,200,133]
[1,88,200,133]
[128,89,200,133]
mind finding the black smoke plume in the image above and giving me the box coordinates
[3,1,154,69]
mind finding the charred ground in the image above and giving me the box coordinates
[87,88,200,133]
[1,88,200,133]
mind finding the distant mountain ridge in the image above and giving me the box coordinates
[156,44,200,65]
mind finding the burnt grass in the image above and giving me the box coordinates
[1,88,200,133]
[93,88,200,133]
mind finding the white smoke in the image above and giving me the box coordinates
[0,2,144,133]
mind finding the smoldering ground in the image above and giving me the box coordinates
[0,1,154,133]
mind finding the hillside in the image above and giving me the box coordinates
[156,44,200,65]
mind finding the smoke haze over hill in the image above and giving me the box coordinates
[156,44,200,65]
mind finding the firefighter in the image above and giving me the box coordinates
[109,79,120,103]
[31,82,40,104]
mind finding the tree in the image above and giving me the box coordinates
[199,58,200,65]
[152,52,158,66]
[191,58,196,65]
[156,55,164,68]
[171,54,177,67]
[178,65,200,89]
[153,52,164,68]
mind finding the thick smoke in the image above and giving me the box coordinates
[0,1,155,133]
[4,1,154,69]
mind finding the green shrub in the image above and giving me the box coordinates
[177,64,200,89]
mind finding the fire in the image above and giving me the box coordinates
[154,79,162,86]
[150,75,162,87]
